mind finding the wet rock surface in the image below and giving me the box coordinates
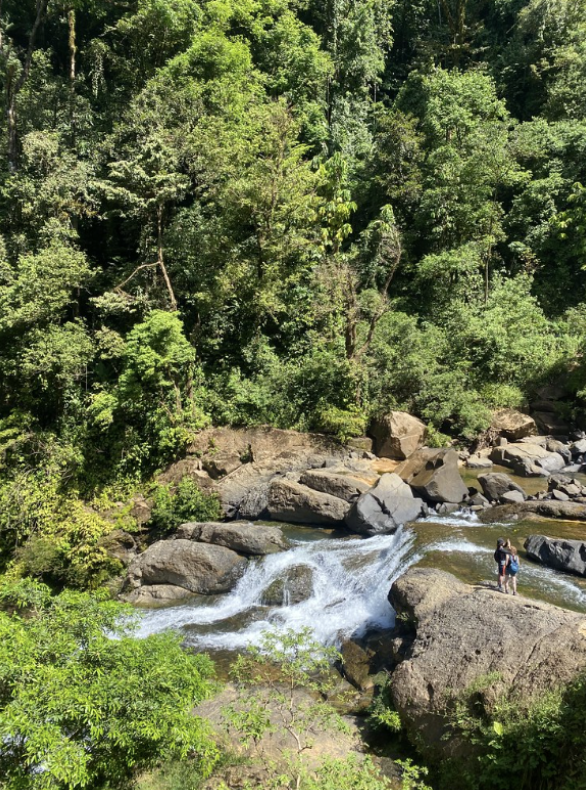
[260,564,314,606]
[524,534,586,577]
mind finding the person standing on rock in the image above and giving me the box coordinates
[494,538,508,592]
[504,539,519,596]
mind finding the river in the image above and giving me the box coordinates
[136,508,586,654]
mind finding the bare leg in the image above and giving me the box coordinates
[512,576,517,595]
[504,574,509,593]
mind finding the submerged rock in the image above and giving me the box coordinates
[345,473,424,536]
[387,567,586,756]
[260,565,314,606]
[524,535,586,577]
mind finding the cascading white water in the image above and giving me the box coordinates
[135,511,586,650]
[136,527,420,649]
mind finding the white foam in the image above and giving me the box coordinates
[426,539,492,554]
[136,529,419,649]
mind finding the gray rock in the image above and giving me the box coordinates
[176,521,289,555]
[260,565,314,606]
[123,539,247,601]
[571,439,586,456]
[123,583,199,607]
[345,473,424,536]
[465,455,493,469]
[403,449,468,504]
[490,409,537,441]
[267,479,350,525]
[551,489,570,502]
[480,500,586,522]
[491,442,565,477]
[299,469,371,503]
[478,473,526,502]
[500,490,526,504]
[524,535,586,577]
[436,502,461,515]
[545,439,572,463]
[238,482,271,520]
[388,568,586,755]
[468,492,489,508]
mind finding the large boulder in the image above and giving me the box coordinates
[396,448,468,504]
[370,412,427,460]
[388,568,586,755]
[260,565,315,606]
[267,479,350,525]
[345,473,424,536]
[176,521,289,555]
[490,442,565,477]
[490,409,537,442]
[524,535,586,577]
[299,469,372,503]
[533,411,570,437]
[123,539,247,604]
[477,473,526,503]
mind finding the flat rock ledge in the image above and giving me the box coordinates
[387,567,586,757]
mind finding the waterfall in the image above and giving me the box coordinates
[136,527,420,650]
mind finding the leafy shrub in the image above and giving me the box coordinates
[0,580,218,790]
[438,671,586,790]
[149,476,221,536]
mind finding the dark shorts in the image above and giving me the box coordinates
[499,563,507,573]
[506,568,518,577]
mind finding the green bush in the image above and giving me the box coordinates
[438,671,586,790]
[0,579,218,790]
[149,476,222,535]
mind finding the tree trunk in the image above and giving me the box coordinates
[157,204,178,311]
[68,8,76,83]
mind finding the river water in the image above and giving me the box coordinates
[136,508,586,653]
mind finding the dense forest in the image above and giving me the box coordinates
[2,0,586,485]
[2,1,586,788]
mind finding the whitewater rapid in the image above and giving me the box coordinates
[135,527,420,649]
